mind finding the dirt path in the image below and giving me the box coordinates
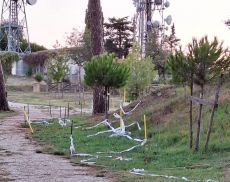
[0,104,110,182]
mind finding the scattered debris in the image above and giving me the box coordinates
[69,135,75,156]
[113,156,133,161]
[129,168,219,182]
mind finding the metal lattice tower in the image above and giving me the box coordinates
[133,0,172,55]
[0,0,34,53]
[133,0,146,55]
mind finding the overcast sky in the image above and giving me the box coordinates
[1,0,230,49]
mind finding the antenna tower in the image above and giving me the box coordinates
[0,0,36,53]
[133,0,172,55]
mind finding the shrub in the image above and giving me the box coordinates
[26,67,33,77]
[34,73,43,82]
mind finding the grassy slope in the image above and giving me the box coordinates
[31,84,230,182]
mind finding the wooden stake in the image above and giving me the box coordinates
[49,101,52,118]
[71,120,73,135]
[24,106,26,125]
[205,74,223,151]
[80,101,83,116]
[27,104,30,121]
[64,107,66,119]
[123,88,126,102]
[60,106,62,118]
[67,102,70,118]
[23,110,34,133]
[144,114,147,140]
[120,110,122,128]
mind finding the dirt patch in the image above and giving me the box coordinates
[0,105,113,182]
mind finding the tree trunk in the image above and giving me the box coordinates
[78,65,81,105]
[87,0,104,55]
[104,86,108,119]
[205,74,223,151]
[87,0,105,114]
[195,85,204,151]
[189,74,193,149]
[0,62,10,111]
[107,87,110,111]
[93,86,105,114]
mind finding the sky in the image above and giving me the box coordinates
[1,0,230,49]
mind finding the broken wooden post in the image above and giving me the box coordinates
[205,74,223,151]
[189,76,194,149]
[188,96,215,108]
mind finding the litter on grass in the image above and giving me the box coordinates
[58,118,71,127]
[120,101,141,116]
[97,139,147,154]
[113,156,133,161]
[129,168,219,182]
[32,120,51,125]
[86,101,146,154]
[87,118,142,141]
[73,153,115,165]
[32,118,71,127]
[69,135,75,156]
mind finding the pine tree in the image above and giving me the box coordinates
[0,51,19,111]
[166,23,180,52]
[87,0,105,114]
[84,53,129,118]
[167,49,194,149]
[145,29,168,80]
[188,36,226,151]
[104,17,134,58]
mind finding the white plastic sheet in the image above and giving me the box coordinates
[87,118,141,142]
[120,101,141,115]
[69,135,75,156]
[97,139,147,154]
[129,168,219,182]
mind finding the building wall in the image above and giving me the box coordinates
[11,60,29,76]
[11,59,85,84]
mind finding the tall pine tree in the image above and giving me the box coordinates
[87,0,105,114]
[166,23,180,52]
[104,17,134,59]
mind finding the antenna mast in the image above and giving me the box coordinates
[133,0,172,55]
[0,0,36,53]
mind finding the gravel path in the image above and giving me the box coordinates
[0,104,110,182]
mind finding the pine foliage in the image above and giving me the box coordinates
[104,17,134,58]
[84,53,130,89]
[188,36,226,86]
[167,49,192,85]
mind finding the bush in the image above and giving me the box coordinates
[124,43,156,100]
[34,73,43,82]
[26,67,33,77]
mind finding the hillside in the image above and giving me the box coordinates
[31,80,230,181]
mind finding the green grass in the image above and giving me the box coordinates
[31,98,230,182]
